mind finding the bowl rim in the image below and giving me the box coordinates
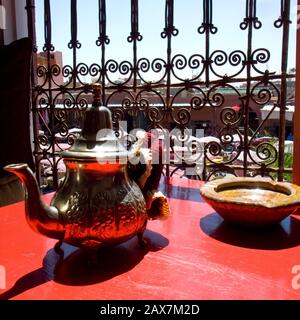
[200,177,300,208]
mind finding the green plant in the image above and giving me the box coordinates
[282,152,293,182]
[270,152,293,182]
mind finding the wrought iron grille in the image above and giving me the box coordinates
[25,0,295,189]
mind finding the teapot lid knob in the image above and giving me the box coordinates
[62,83,130,162]
[92,83,101,105]
[81,84,113,140]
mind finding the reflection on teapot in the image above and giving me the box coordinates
[5,84,169,250]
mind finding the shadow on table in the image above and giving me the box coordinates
[0,230,168,299]
[200,212,300,250]
[53,229,168,286]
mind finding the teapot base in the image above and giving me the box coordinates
[54,225,148,252]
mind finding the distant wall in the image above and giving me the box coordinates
[2,0,27,45]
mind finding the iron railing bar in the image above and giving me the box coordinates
[243,0,255,176]
[206,164,292,173]
[26,0,41,185]
[34,73,295,92]
[204,0,210,87]
[43,0,58,188]
[164,0,176,176]
[131,0,138,90]
[98,0,107,104]
[278,0,291,181]
[165,1,172,177]
[69,0,79,89]
[165,0,172,111]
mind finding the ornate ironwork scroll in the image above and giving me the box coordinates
[25,0,294,188]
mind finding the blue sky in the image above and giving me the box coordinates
[35,0,297,81]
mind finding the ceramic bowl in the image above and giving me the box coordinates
[200,177,300,227]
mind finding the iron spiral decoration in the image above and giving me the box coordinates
[27,0,294,187]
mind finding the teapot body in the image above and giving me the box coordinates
[51,160,147,248]
[4,88,161,250]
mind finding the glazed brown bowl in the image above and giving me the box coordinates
[200,177,300,227]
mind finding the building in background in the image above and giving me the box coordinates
[37,51,64,87]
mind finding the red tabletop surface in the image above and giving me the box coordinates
[1,176,300,300]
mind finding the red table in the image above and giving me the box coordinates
[1,176,300,300]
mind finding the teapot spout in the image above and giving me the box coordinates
[4,163,65,240]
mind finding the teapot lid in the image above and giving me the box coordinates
[62,84,131,163]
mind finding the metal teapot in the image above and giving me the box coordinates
[4,84,167,250]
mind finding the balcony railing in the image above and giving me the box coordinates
[25,0,295,189]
